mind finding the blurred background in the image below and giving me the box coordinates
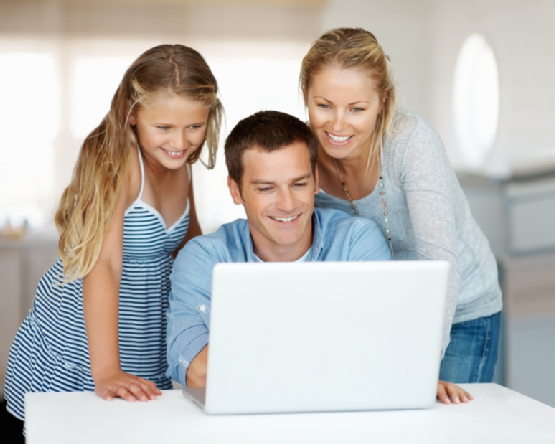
[1,0,555,407]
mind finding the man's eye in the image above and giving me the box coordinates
[293,182,308,188]
[158,126,170,130]
[258,187,273,192]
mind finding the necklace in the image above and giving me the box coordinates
[332,158,395,259]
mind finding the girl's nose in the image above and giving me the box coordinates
[173,131,187,150]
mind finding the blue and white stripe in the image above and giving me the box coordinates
[4,152,189,420]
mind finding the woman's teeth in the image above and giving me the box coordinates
[327,133,351,142]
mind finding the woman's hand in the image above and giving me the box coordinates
[94,369,162,402]
[436,380,473,404]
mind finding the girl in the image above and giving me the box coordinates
[300,28,502,399]
[4,44,223,420]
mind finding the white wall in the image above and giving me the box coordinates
[322,0,555,175]
[321,0,435,121]
[430,0,555,173]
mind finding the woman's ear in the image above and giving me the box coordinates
[379,94,387,113]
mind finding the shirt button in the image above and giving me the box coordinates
[199,305,206,312]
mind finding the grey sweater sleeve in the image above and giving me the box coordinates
[390,115,461,354]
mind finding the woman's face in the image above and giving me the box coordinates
[307,66,384,162]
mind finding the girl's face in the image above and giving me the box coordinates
[129,92,210,170]
[307,66,385,163]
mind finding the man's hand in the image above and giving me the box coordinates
[186,345,209,387]
[94,369,161,402]
[436,380,473,404]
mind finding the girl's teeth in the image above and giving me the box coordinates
[165,149,183,157]
[328,133,351,142]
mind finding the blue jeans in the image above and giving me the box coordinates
[439,311,501,383]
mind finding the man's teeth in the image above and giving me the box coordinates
[271,215,298,222]
[327,133,351,142]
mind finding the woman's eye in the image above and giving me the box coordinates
[351,107,365,113]
[317,103,330,109]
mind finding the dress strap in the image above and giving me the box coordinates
[186,164,191,184]
[136,145,145,200]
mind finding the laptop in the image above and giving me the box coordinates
[182,260,448,414]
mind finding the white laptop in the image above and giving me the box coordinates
[182,261,448,414]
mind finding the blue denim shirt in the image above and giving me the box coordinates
[166,207,391,385]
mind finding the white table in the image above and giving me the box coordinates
[25,384,555,444]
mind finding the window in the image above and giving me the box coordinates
[191,41,309,233]
[1,38,310,234]
[453,34,499,168]
[0,48,59,228]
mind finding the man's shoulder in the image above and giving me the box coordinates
[177,218,250,264]
[315,207,381,234]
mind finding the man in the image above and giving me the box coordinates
[165,111,470,406]
[166,110,391,388]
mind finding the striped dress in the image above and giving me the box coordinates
[4,152,189,420]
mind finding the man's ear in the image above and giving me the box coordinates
[227,176,244,205]
[314,168,320,195]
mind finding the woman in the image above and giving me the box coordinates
[300,28,502,385]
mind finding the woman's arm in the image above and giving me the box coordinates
[397,116,461,355]
[83,176,161,402]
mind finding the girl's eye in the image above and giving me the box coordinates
[189,124,204,130]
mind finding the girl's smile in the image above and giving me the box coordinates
[128,92,210,170]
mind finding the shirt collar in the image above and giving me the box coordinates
[242,209,324,262]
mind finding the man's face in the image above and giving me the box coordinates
[227,142,319,262]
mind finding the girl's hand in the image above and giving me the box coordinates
[94,369,162,402]
[436,380,473,404]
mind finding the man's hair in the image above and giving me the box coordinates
[225,110,319,188]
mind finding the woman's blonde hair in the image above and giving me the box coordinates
[300,28,396,170]
[55,44,223,282]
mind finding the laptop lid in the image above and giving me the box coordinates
[203,261,448,414]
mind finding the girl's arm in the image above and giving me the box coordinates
[83,177,161,402]
[173,173,202,259]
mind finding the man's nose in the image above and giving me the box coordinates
[277,188,295,212]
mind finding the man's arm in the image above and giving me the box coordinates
[167,239,217,386]
[186,345,209,387]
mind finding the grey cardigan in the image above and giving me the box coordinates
[314,110,502,353]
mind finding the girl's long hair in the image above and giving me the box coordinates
[300,28,396,172]
[55,44,223,282]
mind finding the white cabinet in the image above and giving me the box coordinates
[460,172,555,407]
